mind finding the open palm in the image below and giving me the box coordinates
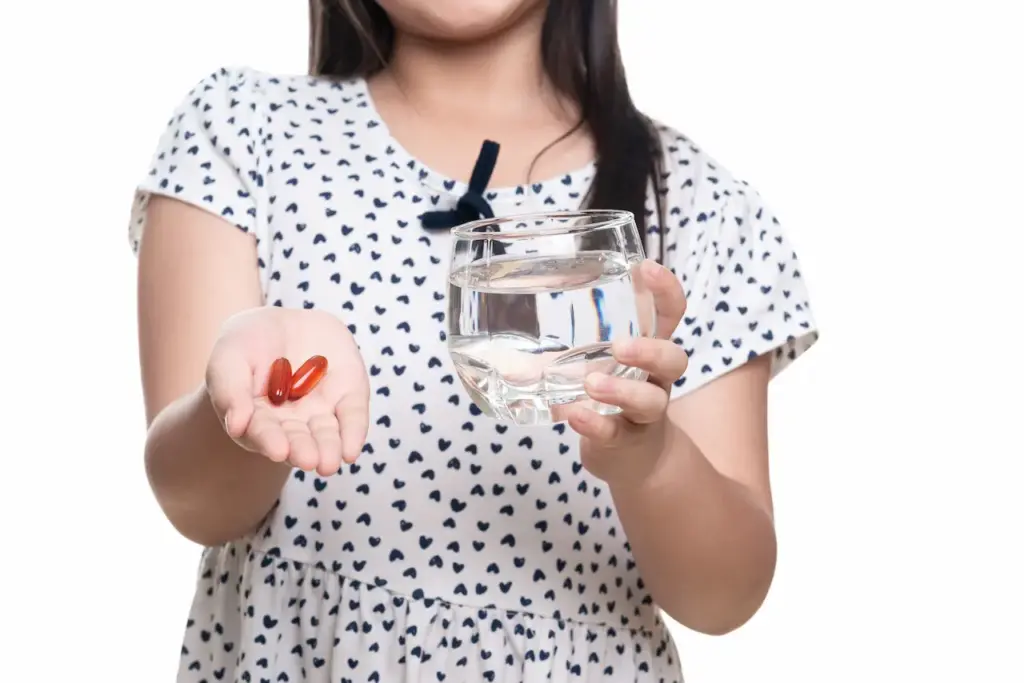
[205,307,369,476]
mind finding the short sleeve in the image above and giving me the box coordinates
[666,179,819,398]
[128,67,267,257]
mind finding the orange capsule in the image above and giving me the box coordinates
[289,355,328,400]
[266,357,293,406]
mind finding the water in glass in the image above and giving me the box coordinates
[447,212,653,426]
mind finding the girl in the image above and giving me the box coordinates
[131,1,818,680]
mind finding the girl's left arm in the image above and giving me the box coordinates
[609,353,778,635]
[573,148,819,634]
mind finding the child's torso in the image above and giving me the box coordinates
[252,75,657,632]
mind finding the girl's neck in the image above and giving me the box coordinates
[377,8,574,124]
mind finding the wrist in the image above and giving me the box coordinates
[605,419,681,493]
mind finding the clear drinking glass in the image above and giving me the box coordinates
[447,210,656,426]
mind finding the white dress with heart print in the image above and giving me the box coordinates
[130,66,818,683]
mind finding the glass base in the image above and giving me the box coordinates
[457,364,648,427]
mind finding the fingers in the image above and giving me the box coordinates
[336,397,369,465]
[612,336,689,390]
[206,348,256,439]
[583,373,668,424]
[247,411,344,476]
[308,413,344,477]
[282,419,320,473]
[639,260,687,340]
[573,333,688,441]
[245,409,290,462]
[567,407,625,442]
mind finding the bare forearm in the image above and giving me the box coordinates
[144,385,291,547]
[611,423,777,635]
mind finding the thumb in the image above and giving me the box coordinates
[644,260,687,340]
[205,347,256,439]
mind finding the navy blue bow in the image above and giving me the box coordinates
[420,140,500,230]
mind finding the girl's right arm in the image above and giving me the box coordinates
[138,196,290,547]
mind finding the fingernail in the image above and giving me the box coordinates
[612,338,636,359]
[575,410,592,424]
[585,372,609,392]
[224,411,233,433]
[642,259,661,279]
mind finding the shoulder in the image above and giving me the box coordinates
[647,120,781,256]
[177,66,264,108]
[180,66,366,116]
[644,124,819,391]
[160,66,370,168]
[176,66,276,114]
[650,120,763,215]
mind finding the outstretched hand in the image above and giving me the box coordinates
[205,307,370,476]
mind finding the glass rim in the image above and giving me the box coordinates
[450,210,635,241]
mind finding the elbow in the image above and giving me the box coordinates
[144,457,242,548]
[143,438,199,546]
[143,417,186,524]
[684,592,769,636]
[665,578,774,636]
[167,517,242,549]
[145,480,248,549]
[144,443,267,549]
[143,422,244,549]
[664,537,778,636]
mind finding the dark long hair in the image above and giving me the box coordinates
[308,0,666,259]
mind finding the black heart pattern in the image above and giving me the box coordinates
[131,66,816,683]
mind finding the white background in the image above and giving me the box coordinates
[1,1,1022,680]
